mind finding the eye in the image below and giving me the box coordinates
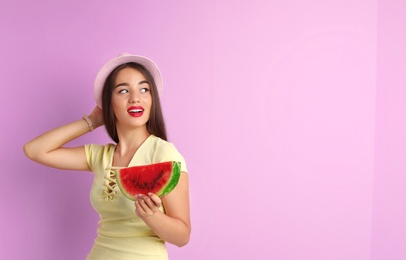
[140,87,150,94]
[118,89,129,94]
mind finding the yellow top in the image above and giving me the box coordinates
[84,135,187,259]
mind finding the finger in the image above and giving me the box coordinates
[137,194,151,206]
[143,195,158,209]
[137,197,153,214]
[148,193,162,207]
[134,197,145,211]
[134,199,146,217]
[136,194,147,200]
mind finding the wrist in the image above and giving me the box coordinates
[82,114,95,132]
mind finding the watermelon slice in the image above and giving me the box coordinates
[114,161,181,200]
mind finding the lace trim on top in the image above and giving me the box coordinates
[104,169,117,201]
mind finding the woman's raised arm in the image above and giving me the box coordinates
[23,106,104,171]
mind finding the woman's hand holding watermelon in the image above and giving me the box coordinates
[134,193,162,219]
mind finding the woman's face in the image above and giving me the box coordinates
[112,66,152,130]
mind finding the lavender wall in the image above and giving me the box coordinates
[371,0,406,259]
[0,0,404,259]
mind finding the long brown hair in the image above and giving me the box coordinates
[101,62,167,143]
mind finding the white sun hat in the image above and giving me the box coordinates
[93,53,163,108]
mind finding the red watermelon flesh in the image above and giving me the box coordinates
[114,161,181,200]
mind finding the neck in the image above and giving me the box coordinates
[115,125,150,156]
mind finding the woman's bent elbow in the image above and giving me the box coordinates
[23,142,45,163]
[23,143,35,160]
[176,234,190,248]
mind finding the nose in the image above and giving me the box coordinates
[129,92,140,103]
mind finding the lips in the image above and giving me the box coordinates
[127,106,144,117]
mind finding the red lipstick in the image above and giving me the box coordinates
[127,106,144,117]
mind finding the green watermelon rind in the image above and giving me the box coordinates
[115,161,181,201]
[157,161,181,197]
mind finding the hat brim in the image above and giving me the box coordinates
[94,54,163,108]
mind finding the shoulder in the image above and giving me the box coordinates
[149,136,188,173]
[84,143,115,165]
[147,135,182,157]
[85,143,115,155]
[84,143,116,172]
[150,135,178,150]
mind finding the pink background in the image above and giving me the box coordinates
[1,0,405,259]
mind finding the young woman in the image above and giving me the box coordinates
[24,54,190,260]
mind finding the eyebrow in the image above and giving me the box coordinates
[115,80,150,88]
